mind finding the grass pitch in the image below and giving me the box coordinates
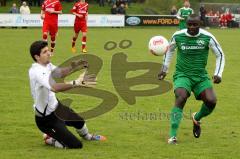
[0,27,239,159]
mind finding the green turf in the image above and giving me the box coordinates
[0,27,239,159]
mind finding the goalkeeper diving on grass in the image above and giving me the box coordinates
[28,40,106,149]
[158,14,225,144]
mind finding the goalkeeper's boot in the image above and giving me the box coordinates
[90,134,107,141]
[192,112,201,138]
[82,133,107,141]
[82,48,87,53]
[71,47,76,53]
[167,136,177,145]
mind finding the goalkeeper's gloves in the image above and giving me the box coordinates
[67,71,97,88]
[71,60,88,72]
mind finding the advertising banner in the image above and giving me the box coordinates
[0,14,125,27]
[125,15,179,26]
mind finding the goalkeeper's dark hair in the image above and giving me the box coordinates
[30,40,48,61]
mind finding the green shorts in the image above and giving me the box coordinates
[173,74,213,99]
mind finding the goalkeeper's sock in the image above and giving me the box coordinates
[76,124,106,141]
[72,37,77,47]
[82,36,87,50]
[76,123,92,140]
[169,106,183,138]
[50,41,55,53]
[194,103,214,121]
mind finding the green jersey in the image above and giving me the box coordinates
[163,29,225,77]
[177,7,194,29]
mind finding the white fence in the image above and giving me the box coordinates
[0,14,125,27]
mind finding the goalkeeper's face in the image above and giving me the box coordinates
[36,46,51,65]
[187,18,200,36]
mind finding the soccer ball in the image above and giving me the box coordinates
[148,36,169,56]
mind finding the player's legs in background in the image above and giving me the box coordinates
[81,31,87,53]
[71,32,79,53]
[42,32,48,41]
[42,22,48,41]
[49,24,58,55]
[192,88,216,138]
[168,88,190,144]
[81,23,88,53]
[224,20,228,28]
[72,23,80,53]
[50,35,56,54]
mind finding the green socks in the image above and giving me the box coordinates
[169,104,215,137]
[194,103,214,121]
[169,107,183,137]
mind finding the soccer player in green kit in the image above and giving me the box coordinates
[176,0,194,30]
[158,14,225,144]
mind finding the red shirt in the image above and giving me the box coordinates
[71,2,88,23]
[220,14,227,22]
[226,13,233,21]
[42,0,62,24]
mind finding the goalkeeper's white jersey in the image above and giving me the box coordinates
[29,63,58,116]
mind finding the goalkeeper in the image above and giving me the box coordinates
[29,40,106,149]
[158,14,225,144]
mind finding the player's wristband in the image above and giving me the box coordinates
[66,80,76,87]
[66,80,85,87]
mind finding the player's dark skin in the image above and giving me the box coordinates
[158,15,221,110]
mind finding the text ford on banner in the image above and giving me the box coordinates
[125,15,179,26]
[0,14,125,27]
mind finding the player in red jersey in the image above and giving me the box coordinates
[71,0,88,53]
[219,13,227,28]
[41,0,62,54]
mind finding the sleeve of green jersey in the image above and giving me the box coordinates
[209,37,225,77]
[162,36,177,72]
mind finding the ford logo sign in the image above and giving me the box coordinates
[126,17,141,25]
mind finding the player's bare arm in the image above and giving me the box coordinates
[40,10,45,20]
[51,70,97,92]
[52,60,88,78]
[73,12,84,18]
[52,10,62,14]
[47,9,62,14]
